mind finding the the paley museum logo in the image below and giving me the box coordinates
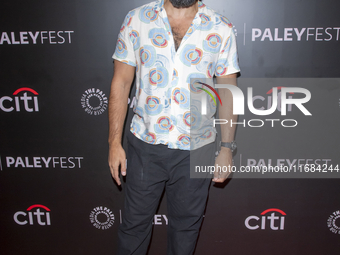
[81,88,108,116]
[327,210,340,234]
[89,206,115,230]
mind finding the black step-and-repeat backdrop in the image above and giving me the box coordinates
[1,0,340,254]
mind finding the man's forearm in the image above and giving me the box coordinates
[218,95,237,143]
[213,75,238,181]
[216,75,238,143]
[108,60,135,145]
[108,81,131,145]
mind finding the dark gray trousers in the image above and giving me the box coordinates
[117,131,215,255]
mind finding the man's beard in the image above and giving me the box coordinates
[169,0,197,8]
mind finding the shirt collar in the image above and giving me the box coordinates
[153,0,164,12]
[153,0,207,37]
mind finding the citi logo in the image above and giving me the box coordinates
[0,87,39,112]
[245,208,286,230]
[14,204,51,226]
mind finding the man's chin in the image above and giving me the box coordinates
[169,0,197,8]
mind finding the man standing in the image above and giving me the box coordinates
[108,0,240,254]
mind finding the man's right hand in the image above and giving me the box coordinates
[108,143,127,186]
[107,60,135,186]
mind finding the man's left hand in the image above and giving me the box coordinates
[212,147,233,183]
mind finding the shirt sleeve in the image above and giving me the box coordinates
[214,26,240,76]
[112,11,137,67]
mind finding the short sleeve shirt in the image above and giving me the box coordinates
[113,0,240,150]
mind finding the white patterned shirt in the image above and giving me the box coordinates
[113,0,240,150]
